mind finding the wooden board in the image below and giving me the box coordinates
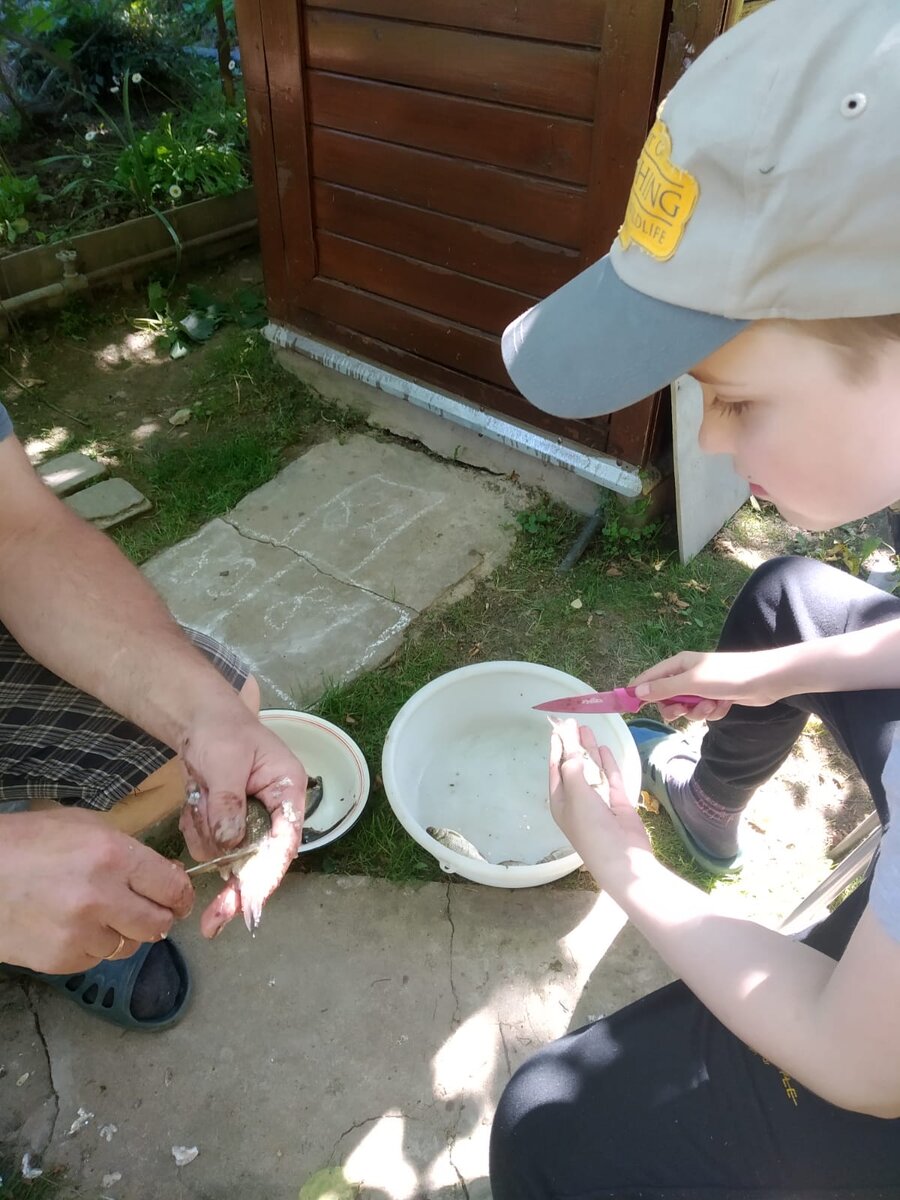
[314,183,579,298]
[317,231,533,335]
[304,0,605,47]
[305,10,599,119]
[580,0,668,266]
[659,0,730,100]
[235,0,289,316]
[311,128,586,248]
[305,277,512,389]
[307,72,593,184]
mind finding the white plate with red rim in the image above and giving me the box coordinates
[259,709,370,852]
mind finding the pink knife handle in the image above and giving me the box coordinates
[622,687,704,711]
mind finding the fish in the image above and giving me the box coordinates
[499,847,574,867]
[426,827,574,869]
[547,715,606,791]
[187,777,332,930]
[305,775,324,820]
[427,826,487,862]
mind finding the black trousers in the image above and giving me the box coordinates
[490,558,900,1199]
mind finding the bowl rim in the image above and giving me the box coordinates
[260,708,371,853]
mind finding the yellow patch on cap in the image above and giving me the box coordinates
[619,119,698,261]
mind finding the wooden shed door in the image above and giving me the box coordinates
[239,1,728,457]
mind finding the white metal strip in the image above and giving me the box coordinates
[264,323,643,498]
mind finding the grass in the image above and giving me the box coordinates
[305,502,751,890]
[5,326,368,565]
[0,1161,80,1199]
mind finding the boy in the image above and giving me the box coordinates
[490,2,900,1195]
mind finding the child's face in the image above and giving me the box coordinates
[691,323,900,531]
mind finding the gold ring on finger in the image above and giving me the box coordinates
[101,933,127,961]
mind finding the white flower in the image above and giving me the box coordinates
[82,156,91,168]
[168,184,182,199]
[228,59,236,71]
[110,85,120,94]
[85,130,97,142]
[131,72,142,83]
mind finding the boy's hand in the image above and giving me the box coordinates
[549,719,650,873]
[630,648,795,722]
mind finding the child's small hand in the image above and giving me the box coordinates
[549,718,650,868]
[630,648,793,722]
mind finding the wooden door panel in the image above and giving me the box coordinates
[238,0,732,464]
[305,0,606,46]
[305,10,599,118]
[314,183,579,298]
[317,232,533,335]
[307,72,593,185]
[311,129,586,248]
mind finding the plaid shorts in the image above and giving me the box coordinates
[0,626,249,813]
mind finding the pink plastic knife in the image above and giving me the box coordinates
[533,686,703,714]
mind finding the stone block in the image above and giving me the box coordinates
[37,451,107,496]
[65,478,151,529]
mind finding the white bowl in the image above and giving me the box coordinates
[381,662,642,887]
[260,709,370,853]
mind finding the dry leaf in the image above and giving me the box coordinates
[639,790,660,814]
[606,566,623,577]
[749,493,761,511]
[169,407,192,426]
[570,597,583,610]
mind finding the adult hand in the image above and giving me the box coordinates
[177,705,308,938]
[0,809,193,974]
[549,718,650,873]
[629,647,795,723]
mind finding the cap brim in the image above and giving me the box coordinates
[502,255,748,419]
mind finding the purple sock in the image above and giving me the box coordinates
[663,756,743,860]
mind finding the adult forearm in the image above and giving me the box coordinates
[0,505,236,750]
[592,848,896,1115]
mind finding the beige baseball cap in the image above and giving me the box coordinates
[503,0,900,418]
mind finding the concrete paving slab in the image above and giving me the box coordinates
[37,450,107,496]
[0,876,671,1199]
[65,478,152,529]
[143,435,524,705]
[225,435,522,612]
[143,517,412,707]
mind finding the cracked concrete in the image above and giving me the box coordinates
[221,515,420,615]
[143,435,524,706]
[0,423,676,1196]
[0,876,671,1198]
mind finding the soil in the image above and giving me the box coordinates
[0,251,264,442]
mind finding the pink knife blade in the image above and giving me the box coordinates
[533,686,703,714]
